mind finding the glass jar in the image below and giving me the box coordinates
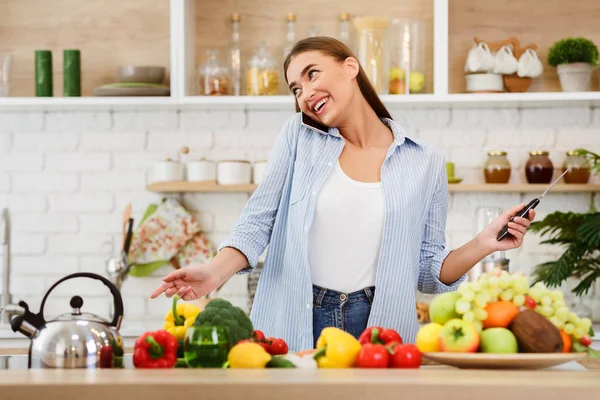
[184,326,230,368]
[197,50,230,96]
[563,150,591,184]
[484,151,511,184]
[525,151,554,184]
[388,18,426,95]
[353,16,390,94]
[246,42,279,96]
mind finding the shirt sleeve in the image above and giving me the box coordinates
[218,116,298,274]
[417,152,466,294]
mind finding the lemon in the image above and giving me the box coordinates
[228,342,272,368]
[389,67,406,81]
[415,322,443,352]
[409,72,425,93]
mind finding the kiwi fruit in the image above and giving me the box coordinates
[509,309,563,353]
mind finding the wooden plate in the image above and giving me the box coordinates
[422,352,588,370]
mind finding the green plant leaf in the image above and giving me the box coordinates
[577,213,600,248]
[547,37,599,66]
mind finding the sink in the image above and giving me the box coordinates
[0,354,135,370]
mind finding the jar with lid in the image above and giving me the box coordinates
[353,16,390,94]
[388,18,426,95]
[525,151,553,184]
[484,151,511,184]
[246,42,279,96]
[197,49,230,96]
[562,150,591,184]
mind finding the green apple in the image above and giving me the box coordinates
[439,318,480,352]
[409,71,425,93]
[429,291,461,325]
[480,328,518,354]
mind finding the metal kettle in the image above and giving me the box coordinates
[11,272,124,369]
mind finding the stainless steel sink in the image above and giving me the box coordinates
[0,354,135,370]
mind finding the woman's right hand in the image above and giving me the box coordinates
[150,262,225,301]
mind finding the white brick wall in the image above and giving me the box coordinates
[0,105,599,328]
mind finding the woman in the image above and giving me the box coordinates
[151,37,535,352]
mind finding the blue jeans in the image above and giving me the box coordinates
[312,284,375,347]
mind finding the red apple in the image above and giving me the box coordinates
[439,318,480,352]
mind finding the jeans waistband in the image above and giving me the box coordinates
[312,284,375,307]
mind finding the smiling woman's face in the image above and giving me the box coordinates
[286,51,358,127]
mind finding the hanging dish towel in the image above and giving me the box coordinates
[128,198,215,277]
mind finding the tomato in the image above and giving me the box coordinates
[388,343,421,369]
[524,295,537,309]
[356,343,389,368]
[579,335,592,347]
[267,337,289,355]
[252,330,266,342]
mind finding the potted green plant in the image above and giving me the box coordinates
[547,37,599,92]
[530,149,600,306]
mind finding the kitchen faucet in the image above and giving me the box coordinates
[0,208,20,326]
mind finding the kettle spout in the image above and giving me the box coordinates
[10,301,43,339]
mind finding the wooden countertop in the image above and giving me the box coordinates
[1,368,599,400]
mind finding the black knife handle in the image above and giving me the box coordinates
[497,198,540,241]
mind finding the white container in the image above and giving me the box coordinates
[252,160,268,184]
[152,159,185,182]
[217,160,251,185]
[557,62,593,92]
[187,159,216,182]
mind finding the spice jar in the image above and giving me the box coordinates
[484,151,511,184]
[563,150,591,184]
[525,151,554,184]
[246,42,279,96]
[197,49,230,96]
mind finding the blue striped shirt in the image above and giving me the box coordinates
[219,112,466,351]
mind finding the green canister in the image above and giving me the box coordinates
[35,50,53,97]
[63,49,81,97]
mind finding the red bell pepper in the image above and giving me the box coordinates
[387,342,421,369]
[133,330,179,369]
[358,326,402,345]
[356,343,389,368]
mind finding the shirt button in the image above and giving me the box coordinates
[306,303,311,309]
[312,191,316,196]
[304,226,309,232]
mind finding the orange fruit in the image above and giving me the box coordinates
[482,301,520,329]
[560,330,572,353]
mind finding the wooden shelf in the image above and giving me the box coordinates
[147,182,600,194]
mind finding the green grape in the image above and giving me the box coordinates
[461,290,475,303]
[488,276,500,289]
[473,307,488,321]
[472,281,483,293]
[555,307,570,321]
[550,290,564,302]
[539,306,553,317]
[513,294,525,307]
[463,311,475,322]
[499,275,511,289]
[455,301,472,314]
[568,312,579,324]
[564,323,575,335]
[533,281,547,290]
[528,288,543,302]
[577,318,592,333]
[472,320,483,333]
[574,327,586,340]
[512,278,529,295]
[474,294,488,308]
[500,289,514,302]
[549,317,564,329]
[458,282,472,294]
[553,299,566,310]
[541,296,552,307]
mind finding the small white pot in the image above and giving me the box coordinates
[152,160,185,182]
[217,160,252,185]
[557,62,593,92]
[252,160,268,184]
[187,159,216,182]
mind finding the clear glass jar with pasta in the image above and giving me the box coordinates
[246,42,279,96]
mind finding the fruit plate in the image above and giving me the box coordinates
[422,352,588,370]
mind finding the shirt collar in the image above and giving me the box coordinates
[300,112,422,147]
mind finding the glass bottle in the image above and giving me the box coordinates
[563,150,591,184]
[525,151,554,184]
[307,25,319,38]
[281,13,296,95]
[353,16,390,94]
[229,13,242,96]
[484,151,511,184]
[246,42,279,96]
[197,49,230,96]
[338,13,353,50]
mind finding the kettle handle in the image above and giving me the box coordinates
[39,272,124,329]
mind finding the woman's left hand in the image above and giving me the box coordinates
[477,203,536,252]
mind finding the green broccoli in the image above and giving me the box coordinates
[193,298,253,345]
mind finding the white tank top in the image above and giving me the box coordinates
[308,160,385,294]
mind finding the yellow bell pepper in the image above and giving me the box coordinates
[163,295,200,340]
[313,327,362,368]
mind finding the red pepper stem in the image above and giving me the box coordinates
[371,328,380,344]
[172,295,185,326]
[145,335,165,360]
[313,346,327,360]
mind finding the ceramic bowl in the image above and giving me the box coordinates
[117,66,166,84]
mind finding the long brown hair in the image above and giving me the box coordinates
[283,36,392,120]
